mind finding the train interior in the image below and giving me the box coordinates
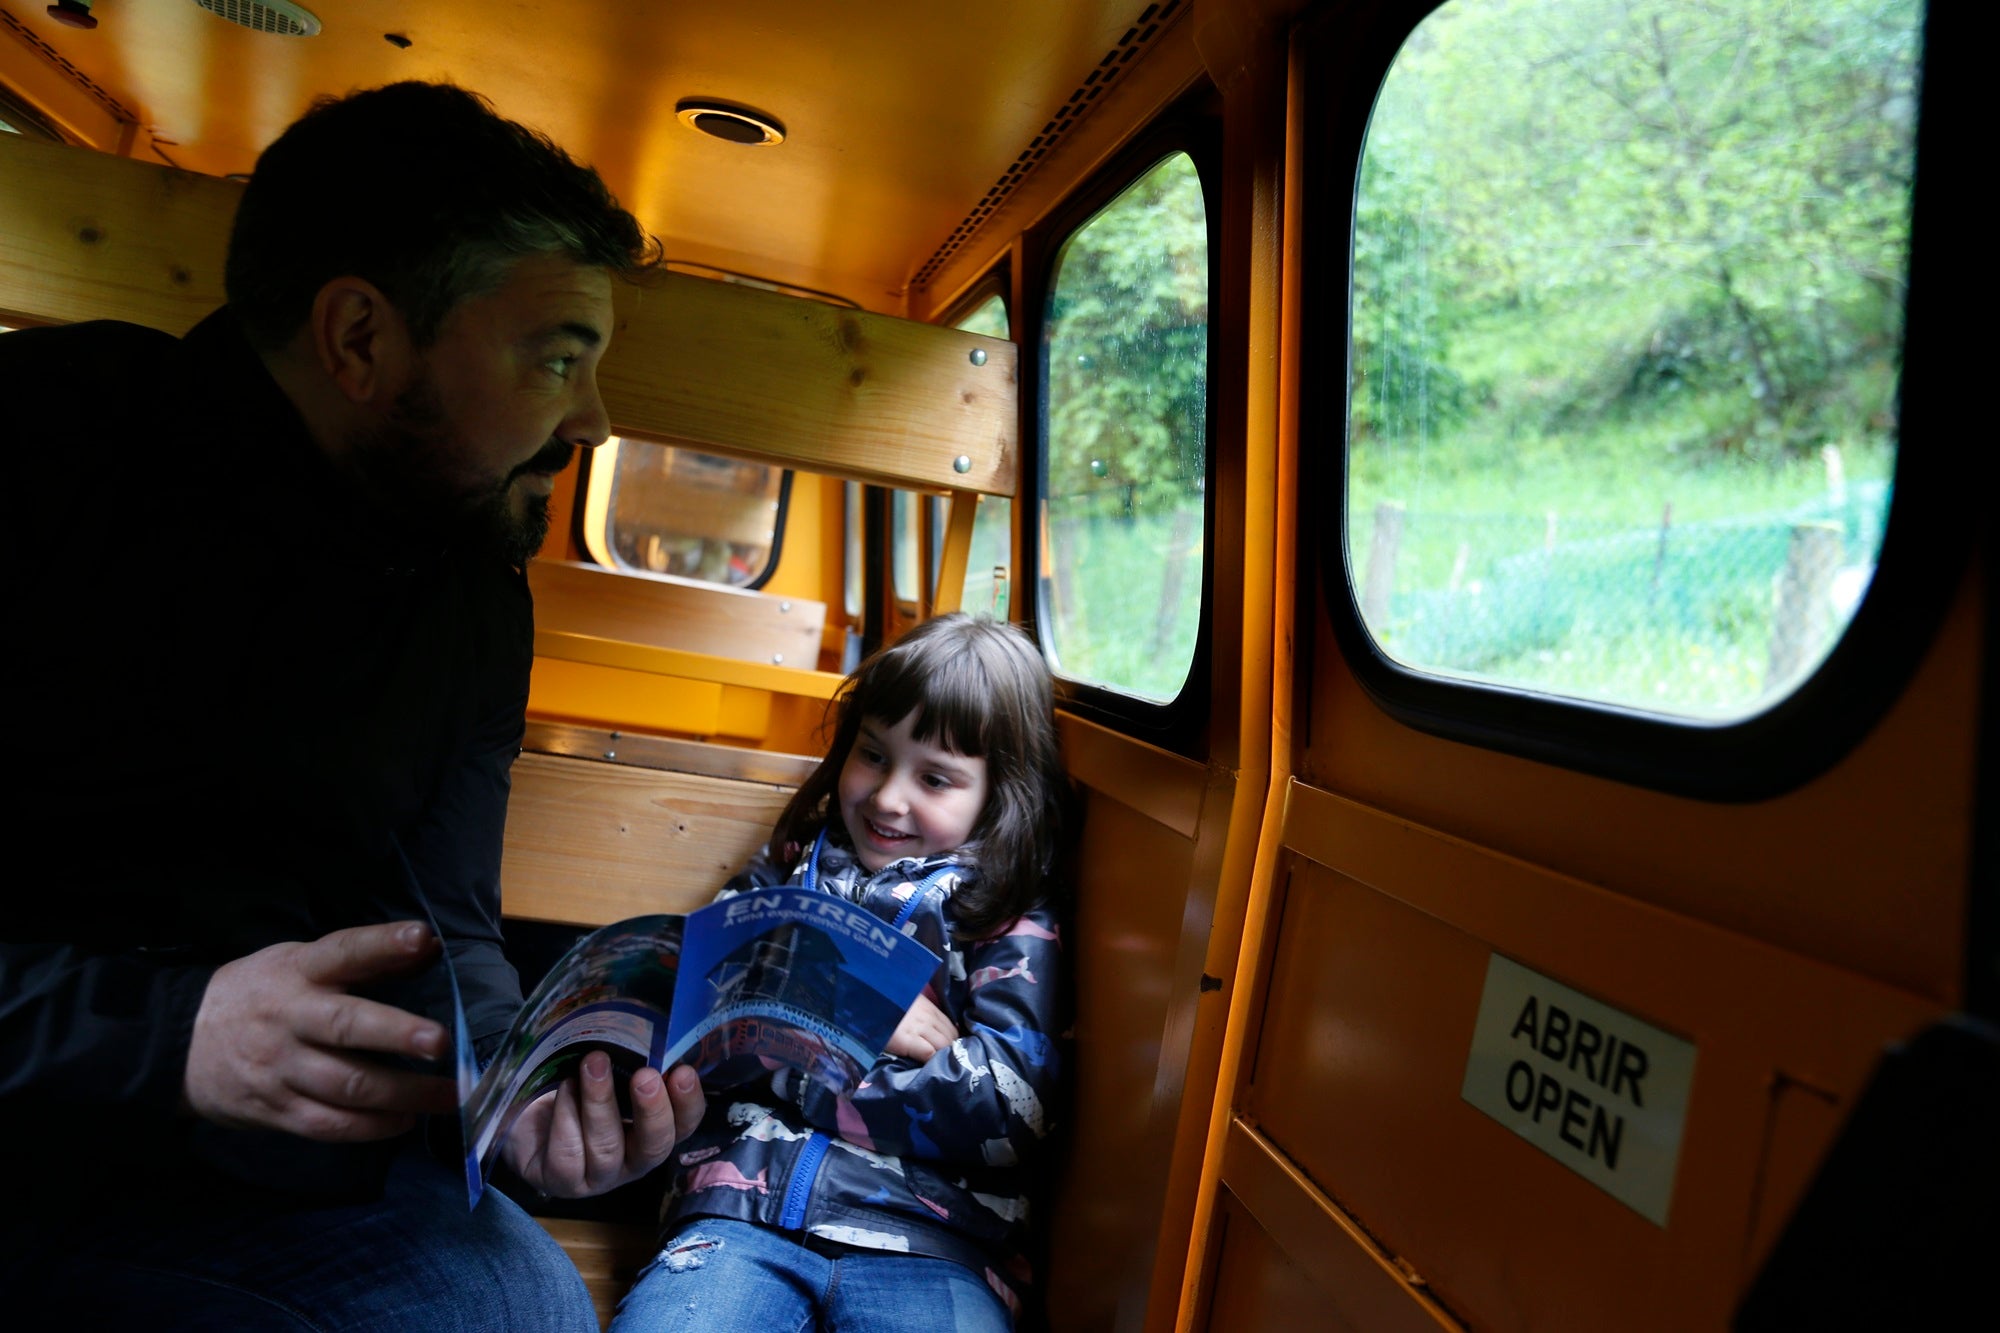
[1,0,1986,1329]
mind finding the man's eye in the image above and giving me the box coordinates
[545,355,577,379]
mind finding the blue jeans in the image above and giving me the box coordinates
[608,1217,1014,1333]
[9,1146,596,1331]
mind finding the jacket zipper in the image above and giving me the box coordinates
[780,1131,830,1230]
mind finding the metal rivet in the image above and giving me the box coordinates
[772,653,785,664]
[604,750,617,760]
[969,348,987,367]
[609,730,622,740]
[779,601,792,613]
[953,455,972,474]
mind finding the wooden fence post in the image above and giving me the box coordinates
[1361,501,1405,627]
[1767,521,1844,685]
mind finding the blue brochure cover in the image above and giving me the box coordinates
[456,894,940,1208]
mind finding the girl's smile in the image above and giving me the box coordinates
[837,712,990,872]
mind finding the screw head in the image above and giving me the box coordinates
[969,348,988,367]
[953,455,972,474]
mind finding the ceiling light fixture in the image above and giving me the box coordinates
[676,99,784,146]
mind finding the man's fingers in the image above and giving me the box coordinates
[294,990,446,1062]
[576,1050,629,1185]
[297,921,439,989]
[280,1050,457,1118]
[624,1067,678,1172]
[664,1063,706,1146]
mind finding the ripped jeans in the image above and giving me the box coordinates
[608,1216,1014,1333]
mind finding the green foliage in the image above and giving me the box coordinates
[1045,153,1209,517]
[1356,0,1918,460]
[1342,0,1918,716]
[1039,152,1210,700]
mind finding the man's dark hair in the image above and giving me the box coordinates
[224,81,659,349]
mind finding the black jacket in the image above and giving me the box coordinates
[0,311,532,1210]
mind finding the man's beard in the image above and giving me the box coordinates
[347,374,573,567]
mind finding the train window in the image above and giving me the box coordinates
[581,438,790,589]
[955,293,1013,619]
[844,482,862,619]
[889,490,931,604]
[1347,0,1919,721]
[1042,151,1209,703]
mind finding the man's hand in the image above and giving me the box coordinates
[184,920,458,1141]
[885,992,957,1063]
[501,1053,706,1198]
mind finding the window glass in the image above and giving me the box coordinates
[843,482,862,618]
[603,440,786,586]
[891,489,919,602]
[1042,152,1209,702]
[1349,0,1918,719]
[955,294,1014,619]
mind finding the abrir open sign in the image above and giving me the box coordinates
[1462,954,1698,1226]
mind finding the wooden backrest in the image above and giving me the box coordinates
[527,559,824,670]
[500,723,817,926]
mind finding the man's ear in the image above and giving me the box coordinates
[308,277,415,405]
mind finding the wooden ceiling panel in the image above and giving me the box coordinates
[0,0,1155,308]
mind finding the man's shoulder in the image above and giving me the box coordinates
[2,319,188,422]
[0,317,181,366]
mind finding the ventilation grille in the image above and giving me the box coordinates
[0,9,139,127]
[910,0,1185,292]
[192,0,322,37]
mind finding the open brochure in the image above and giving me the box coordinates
[448,886,942,1207]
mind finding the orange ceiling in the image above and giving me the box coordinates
[1,0,1155,308]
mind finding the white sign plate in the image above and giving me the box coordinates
[1460,953,1697,1226]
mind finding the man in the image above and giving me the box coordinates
[0,82,703,1327]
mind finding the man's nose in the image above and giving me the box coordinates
[566,370,612,449]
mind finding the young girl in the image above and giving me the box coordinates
[611,612,1071,1333]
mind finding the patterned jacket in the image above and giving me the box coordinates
[659,827,1065,1316]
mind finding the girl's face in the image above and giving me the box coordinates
[837,711,990,872]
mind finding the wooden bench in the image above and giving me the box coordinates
[501,720,819,1328]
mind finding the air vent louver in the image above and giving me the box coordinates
[191,0,321,37]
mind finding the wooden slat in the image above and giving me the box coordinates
[0,136,1018,500]
[534,629,843,700]
[930,490,979,615]
[603,272,1016,497]
[0,134,234,334]
[501,751,792,926]
[528,558,824,668]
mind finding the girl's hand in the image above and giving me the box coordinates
[886,993,958,1062]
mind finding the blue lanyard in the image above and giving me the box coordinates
[802,825,956,930]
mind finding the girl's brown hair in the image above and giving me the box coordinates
[772,613,1069,934]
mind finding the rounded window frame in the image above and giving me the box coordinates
[1024,103,1222,755]
[1306,0,1971,800]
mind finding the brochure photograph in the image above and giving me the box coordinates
[457,887,942,1205]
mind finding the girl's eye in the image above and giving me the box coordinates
[857,747,885,766]
[923,773,952,790]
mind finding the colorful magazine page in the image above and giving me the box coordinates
[461,915,685,1206]
[452,891,942,1209]
[664,888,942,1103]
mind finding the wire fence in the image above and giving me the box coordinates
[1359,480,1891,714]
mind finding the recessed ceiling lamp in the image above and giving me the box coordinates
[676,99,784,146]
